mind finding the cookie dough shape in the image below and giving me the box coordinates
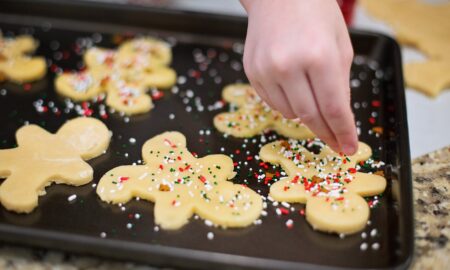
[260,139,386,234]
[361,0,450,96]
[0,34,46,83]
[54,37,176,115]
[97,131,263,230]
[404,60,450,97]
[117,37,172,67]
[214,84,315,139]
[0,117,110,213]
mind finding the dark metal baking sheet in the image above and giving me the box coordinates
[0,0,413,269]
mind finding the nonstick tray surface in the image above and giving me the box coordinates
[0,1,413,269]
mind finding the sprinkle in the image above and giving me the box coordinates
[151,89,164,100]
[129,137,136,144]
[154,226,159,232]
[204,220,213,227]
[67,194,77,202]
[371,243,380,250]
[360,242,368,251]
[100,232,107,238]
[278,207,289,215]
[285,219,294,229]
[207,232,214,240]
[370,228,378,237]
[119,176,130,182]
[126,223,133,229]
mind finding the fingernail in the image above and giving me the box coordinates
[342,144,357,155]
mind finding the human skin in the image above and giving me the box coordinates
[240,0,358,155]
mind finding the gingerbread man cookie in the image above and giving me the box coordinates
[97,131,263,230]
[0,34,46,83]
[260,139,386,234]
[55,37,176,115]
[214,84,315,139]
[0,117,110,213]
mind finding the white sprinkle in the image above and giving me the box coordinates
[360,242,368,251]
[371,243,380,250]
[126,223,133,229]
[361,232,367,239]
[134,213,141,219]
[169,113,175,120]
[275,208,282,215]
[177,76,187,84]
[100,232,107,238]
[207,232,214,240]
[154,226,159,232]
[67,194,77,202]
[204,220,213,227]
[129,137,136,144]
[0,89,7,96]
[370,228,378,237]
[281,202,290,208]
[339,233,346,239]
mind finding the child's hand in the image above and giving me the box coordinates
[240,0,358,155]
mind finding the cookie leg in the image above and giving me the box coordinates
[154,196,194,230]
[0,171,42,213]
[0,149,15,177]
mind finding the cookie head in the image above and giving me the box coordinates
[56,117,111,160]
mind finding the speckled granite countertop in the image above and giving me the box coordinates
[410,146,450,270]
[0,146,448,270]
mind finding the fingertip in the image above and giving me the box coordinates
[341,142,358,156]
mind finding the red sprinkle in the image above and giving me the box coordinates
[279,207,289,215]
[348,168,357,174]
[371,100,381,107]
[299,209,305,216]
[199,175,207,183]
[119,176,129,182]
[151,90,164,100]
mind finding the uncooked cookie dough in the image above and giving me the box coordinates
[260,139,386,234]
[214,84,315,139]
[360,0,450,96]
[97,131,263,230]
[0,117,110,213]
[55,37,176,115]
[0,34,46,83]
[404,60,450,97]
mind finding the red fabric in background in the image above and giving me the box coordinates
[337,0,357,25]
